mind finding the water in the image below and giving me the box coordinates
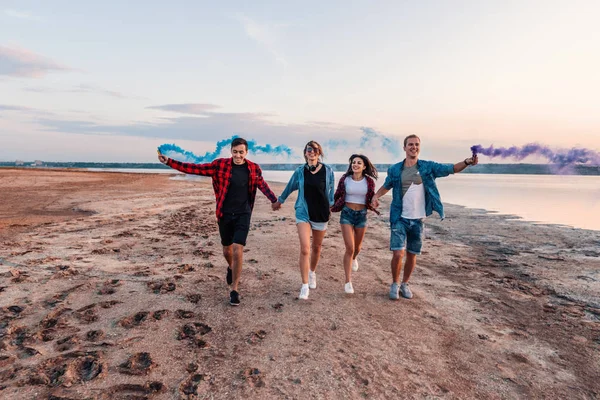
[264,171,600,231]
[435,174,600,231]
[87,168,174,174]
[87,168,600,231]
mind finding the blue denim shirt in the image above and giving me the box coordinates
[383,159,454,223]
[278,164,335,221]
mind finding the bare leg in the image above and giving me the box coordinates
[297,223,312,284]
[222,245,233,268]
[231,243,244,291]
[402,252,417,283]
[341,224,355,283]
[353,226,367,259]
[310,229,327,272]
[391,250,404,283]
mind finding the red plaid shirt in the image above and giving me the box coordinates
[331,173,380,215]
[166,157,277,220]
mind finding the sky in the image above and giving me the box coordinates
[1,0,599,163]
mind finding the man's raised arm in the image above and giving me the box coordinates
[158,153,216,177]
[453,155,479,173]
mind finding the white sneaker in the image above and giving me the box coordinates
[351,258,359,272]
[400,282,413,299]
[308,271,317,289]
[344,282,354,294]
[299,285,309,300]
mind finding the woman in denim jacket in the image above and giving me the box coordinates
[273,141,334,300]
[330,154,379,294]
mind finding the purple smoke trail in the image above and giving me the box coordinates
[471,143,600,166]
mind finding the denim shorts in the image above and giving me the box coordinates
[340,206,368,228]
[296,219,329,231]
[390,217,424,255]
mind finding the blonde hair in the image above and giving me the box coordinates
[403,134,420,147]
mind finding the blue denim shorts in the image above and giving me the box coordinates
[296,219,329,231]
[340,206,368,228]
[390,217,424,254]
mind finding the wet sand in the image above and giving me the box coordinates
[1,168,599,399]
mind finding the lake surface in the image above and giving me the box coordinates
[263,172,600,231]
[88,168,600,231]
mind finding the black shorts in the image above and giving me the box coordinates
[218,212,251,246]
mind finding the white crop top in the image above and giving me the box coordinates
[344,176,368,204]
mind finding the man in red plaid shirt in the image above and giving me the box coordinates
[158,138,279,306]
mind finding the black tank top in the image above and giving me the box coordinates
[303,166,329,222]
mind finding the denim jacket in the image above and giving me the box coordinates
[278,164,335,221]
[383,159,454,223]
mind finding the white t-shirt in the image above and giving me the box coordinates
[401,165,426,219]
[344,176,368,204]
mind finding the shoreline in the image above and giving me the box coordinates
[2,166,598,231]
[1,169,599,398]
[3,163,600,176]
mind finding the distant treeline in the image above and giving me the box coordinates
[1,162,599,175]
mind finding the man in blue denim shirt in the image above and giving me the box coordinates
[372,135,478,300]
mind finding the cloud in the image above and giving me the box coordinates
[34,112,296,141]
[30,104,408,162]
[146,103,222,115]
[0,104,33,112]
[234,14,288,68]
[25,84,143,99]
[4,9,43,21]
[0,104,57,118]
[0,45,72,78]
[70,84,126,99]
[32,107,354,151]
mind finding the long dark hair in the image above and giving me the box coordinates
[345,154,378,179]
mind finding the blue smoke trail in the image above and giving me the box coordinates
[158,135,294,163]
[471,143,600,166]
[325,138,351,150]
[359,127,401,155]
[249,142,294,157]
[326,128,400,156]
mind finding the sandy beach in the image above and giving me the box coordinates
[1,168,599,399]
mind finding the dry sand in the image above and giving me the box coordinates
[0,168,599,399]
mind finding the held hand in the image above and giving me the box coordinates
[371,196,379,209]
[464,155,478,167]
[158,154,168,164]
[271,201,282,211]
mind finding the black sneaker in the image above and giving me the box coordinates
[229,290,240,306]
[226,267,232,286]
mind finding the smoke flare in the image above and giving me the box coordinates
[471,143,600,166]
[359,127,401,154]
[158,136,293,163]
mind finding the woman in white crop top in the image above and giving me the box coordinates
[331,154,379,294]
